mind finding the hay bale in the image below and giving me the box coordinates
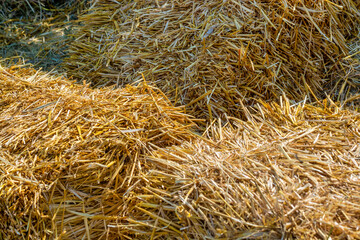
[64,0,360,120]
[0,65,195,239]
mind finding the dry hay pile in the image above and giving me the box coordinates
[67,98,359,239]
[1,66,360,239]
[0,66,195,239]
[135,99,360,239]
[64,0,360,120]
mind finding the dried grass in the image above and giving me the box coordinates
[1,66,359,239]
[75,96,359,239]
[0,65,196,239]
[325,30,360,110]
[64,0,360,120]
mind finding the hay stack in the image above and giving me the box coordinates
[1,65,359,239]
[0,65,195,239]
[66,97,358,239]
[64,0,360,120]
[76,97,359,239]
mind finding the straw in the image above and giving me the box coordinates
[107,97,360,239]
[0,65,196,239]
[64,0,360,120]
[328,29,360,110]
[0,0,89,70]
[1,66,359,239]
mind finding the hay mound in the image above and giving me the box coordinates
[64,0,359,119]
[0,66,195,239]
[1,66,359,239]
[105,98,359,239]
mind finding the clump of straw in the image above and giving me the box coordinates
[102,97,359,239]
[0,65,195,239]
[64,0,360,120]
[1,66,359,239]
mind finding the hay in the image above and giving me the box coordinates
[0,65,196,239]
[1,66,359,239]
[88,97,359,239]
[325,30,360,110]
[64,0,360,120]
[0,0,89,70]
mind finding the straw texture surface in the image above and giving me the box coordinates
[64,0,360,120]
[0,66,195,239]
[1,66,359,239]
